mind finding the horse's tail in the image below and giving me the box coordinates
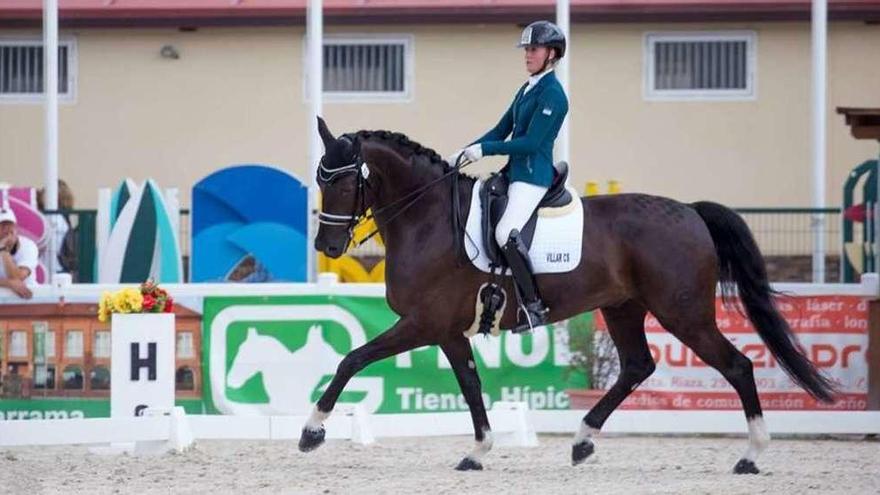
[691,201,837,403]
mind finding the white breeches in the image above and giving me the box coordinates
[494,181,549,248]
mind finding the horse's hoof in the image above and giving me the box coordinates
[455,457,484,471]
[571,440,595,466]
[298,427,326,453]
[733,459,760,474]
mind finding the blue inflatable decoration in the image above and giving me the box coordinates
[191,165,308,282]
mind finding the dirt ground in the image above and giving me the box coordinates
[1,434,878,494]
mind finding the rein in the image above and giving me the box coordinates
[318,151,472,250]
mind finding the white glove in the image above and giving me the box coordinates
[463,144,483,162]
[446,148,465,165]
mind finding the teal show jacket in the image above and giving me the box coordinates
[472,70,569,187]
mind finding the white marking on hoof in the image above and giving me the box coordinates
[743,416,770,462]
[467,429,494,464]
[305,406,330,431]
[573,421,600,446]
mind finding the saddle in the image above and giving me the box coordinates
[479,161,573,266]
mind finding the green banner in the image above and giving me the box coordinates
[202,295,589,415]
[0,399,204,420]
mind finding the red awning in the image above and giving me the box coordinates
[2,0,879,24]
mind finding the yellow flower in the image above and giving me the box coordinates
[97,291,113,322]
[126,288,144,312]
[97,287,146,321]
[109,288,141,314]
[111,290,129,313]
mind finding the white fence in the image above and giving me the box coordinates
[3,405,880,454]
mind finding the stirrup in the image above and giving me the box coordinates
[512,301,548,334]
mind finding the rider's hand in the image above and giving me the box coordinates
[446,148,465,165]
[463,144,483,162]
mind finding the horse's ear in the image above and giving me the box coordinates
[317,116,336,149]
[307,324,323,343]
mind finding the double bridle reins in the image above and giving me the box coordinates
[317,150,471,250]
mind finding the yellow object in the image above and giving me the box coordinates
[585,181,599,196]
[318,253,385,283]
[98,287,144,322]
[369,259,386,282]
[351,210,384,247]
[608,180,621,194]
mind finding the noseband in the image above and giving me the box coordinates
[317,155,368,248]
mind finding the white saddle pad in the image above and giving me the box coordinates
[464,180,584,274]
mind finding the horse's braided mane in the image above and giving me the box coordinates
[348,130,452,172]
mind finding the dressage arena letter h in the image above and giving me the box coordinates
[130,342,158,381]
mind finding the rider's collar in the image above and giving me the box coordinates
[525,68,553,93]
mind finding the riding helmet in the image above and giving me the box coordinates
[517,21,566,60]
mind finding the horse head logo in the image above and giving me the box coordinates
[226,324,383,414]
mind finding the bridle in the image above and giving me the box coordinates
[316,155,369,240]
[317,143,472,251]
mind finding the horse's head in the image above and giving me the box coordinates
[314,117,366,258]
[227,327,266,388]
[315,117,458,259]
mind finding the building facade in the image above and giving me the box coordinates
[1,1,879,210]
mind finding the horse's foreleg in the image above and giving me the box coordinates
[299,317,428,453]
[440,336,492,471]
[573,302,653,466]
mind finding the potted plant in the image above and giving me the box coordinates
[564,312,620,410]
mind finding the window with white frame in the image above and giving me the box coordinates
[45,330,56,358]
[320,36,412,101]
[9,331,27,358]
[93,331,111,359]
[65,330,83,358]
[644,32,755,100]
[177,332,194,359]
[0,39,76,101]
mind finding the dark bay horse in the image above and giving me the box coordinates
[300,117,835,474]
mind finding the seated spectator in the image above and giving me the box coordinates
[0,206,38,299]
[37,179,75,276]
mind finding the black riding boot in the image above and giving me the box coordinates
[501,230,549,333]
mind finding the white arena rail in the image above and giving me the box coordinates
[0,406,194,454]
[2,405,878,456]
[532,410,880,435]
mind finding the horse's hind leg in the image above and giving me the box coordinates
[572,301,654,466]
[661,315,768,474]
[299,317,429,453]
[440,336,492,471]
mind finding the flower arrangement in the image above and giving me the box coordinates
[98,280,174,322]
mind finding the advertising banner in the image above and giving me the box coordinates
[597,296,869,410]
[202,295,583,415]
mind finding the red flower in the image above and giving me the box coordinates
[143,294,157,311]
[163,297,174,313]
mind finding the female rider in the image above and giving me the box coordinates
[448,20,569,333]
